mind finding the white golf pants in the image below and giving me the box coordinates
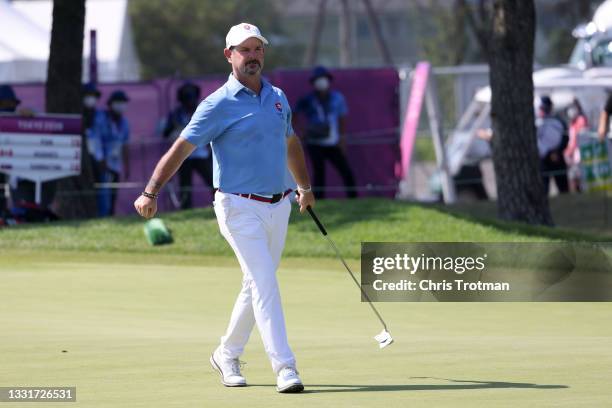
[213,190,296,373]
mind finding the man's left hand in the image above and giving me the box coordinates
[296,191,315,213]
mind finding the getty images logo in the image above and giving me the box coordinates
[372,253,488,275]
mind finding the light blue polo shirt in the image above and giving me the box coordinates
[181,74,295,195]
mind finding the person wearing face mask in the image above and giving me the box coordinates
[82,82,102,127]
[82,83,106,201]
[537,96,569,194]
[564,98,588,193]
[294,66,356,199]
[94,90,131,216]
[162,82,213,209]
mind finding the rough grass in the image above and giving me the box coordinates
[1,198,607,259]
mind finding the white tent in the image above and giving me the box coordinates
[0,0,49,82]
[593,0,612,32]
[0,0,140,83]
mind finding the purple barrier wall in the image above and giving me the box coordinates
[10,68,400,216]
[273,68,400,200]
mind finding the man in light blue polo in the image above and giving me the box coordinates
[134,22,315,394]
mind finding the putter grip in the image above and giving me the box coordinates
[306,206,327,236]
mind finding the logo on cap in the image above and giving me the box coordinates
[275,102,283,112]
[244,24,251,30]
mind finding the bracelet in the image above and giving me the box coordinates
[297,185,312,193]
[141,191,158,199]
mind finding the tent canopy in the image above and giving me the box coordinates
[0,0,140,83]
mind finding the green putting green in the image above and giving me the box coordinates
[1,250,610,407]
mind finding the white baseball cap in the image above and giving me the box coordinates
[225,23,269,49]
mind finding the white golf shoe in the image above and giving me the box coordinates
[210,348,247,387]
[276,366,304,393]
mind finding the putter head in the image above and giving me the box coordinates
[374,329,393,349]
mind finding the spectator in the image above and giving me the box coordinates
[0,85,53,209]
[598,91,612,141]
[94,90,131,216]
[0,85,34,116]
[83,82,102,133]
[564,98,588,193]
[294,66,356,199]
[537,96,569,194]
[82,83,106,204]
[0,84,21,113]
[163,82,212,209]
[0,85,20,215]
[452,128,492,201]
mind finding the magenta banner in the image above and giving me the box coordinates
[396,62,430,179]
[11,68,399,215]
[0,115,82,135]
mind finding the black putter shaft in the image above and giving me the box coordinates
[306,206,389,332]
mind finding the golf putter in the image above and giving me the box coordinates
[306,206,393,349]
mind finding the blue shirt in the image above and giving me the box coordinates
[181,74,295,195]
[85,109,106,163]
[294,90,348,146]
[93,111,130,173]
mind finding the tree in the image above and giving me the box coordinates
[129,0,295,79]
[416,0,470,67]
[411,0,477,132]
[46,0,97,219]
[462,0,553,225]
[539,0,600,64]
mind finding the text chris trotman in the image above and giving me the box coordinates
[369,253,511,292]
[361,242,612,302]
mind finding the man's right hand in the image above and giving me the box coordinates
[134,195,157,219]
[296,190,315,214]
